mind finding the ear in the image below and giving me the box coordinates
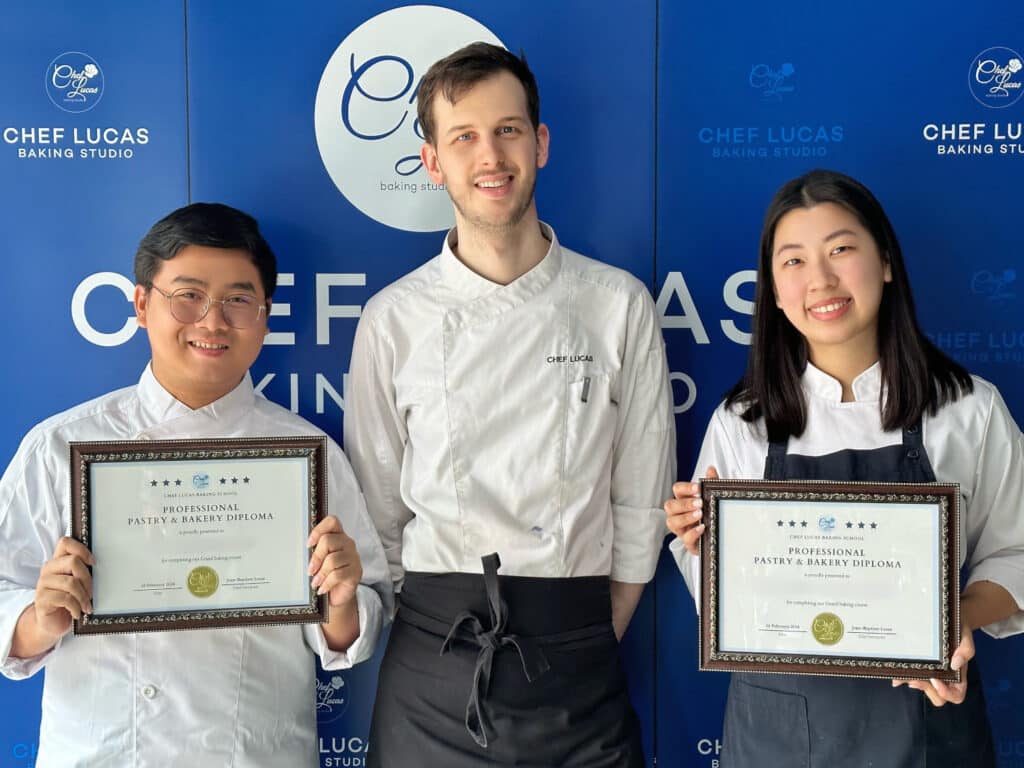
[535,123,550,169]
[883,253,893,283]
[421,142,444,184]
[263,298,272,337]
[134,284,150,328]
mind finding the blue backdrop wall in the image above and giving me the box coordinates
[1,2,1021,766]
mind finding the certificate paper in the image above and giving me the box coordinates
[699,480,960,681]
[70,437,328,634]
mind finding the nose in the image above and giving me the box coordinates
[194,299,231,331]
[806,254,838,291]
[475,133,505,168]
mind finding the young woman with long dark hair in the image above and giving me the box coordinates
[666,169,1023,767]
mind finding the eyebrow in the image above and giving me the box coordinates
[169,275,258,292]
[774,228,860,257]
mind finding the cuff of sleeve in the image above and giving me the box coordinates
[610,503,666,583]
[668,537,702,614]
[305,584,384,670]
[0,593,55,680]
[965,567,1024,639]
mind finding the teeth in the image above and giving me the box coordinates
[810,300,849,314]
[191,340,227,350]
[477,179,508,188]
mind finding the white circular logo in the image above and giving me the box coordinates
[968,46,1024,109]
[314,5,504,232]
[46,51,104,113]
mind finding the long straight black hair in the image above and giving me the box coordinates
[725,169,973,441]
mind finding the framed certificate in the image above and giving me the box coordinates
[70,436,328,635]
[699,479,961,681]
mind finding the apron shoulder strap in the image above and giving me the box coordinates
[764,437,789,480]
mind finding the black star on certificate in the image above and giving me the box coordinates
[789,520,796,527]
[777,520,784,527]
[846,521,854,528]
[163,479,170,486]
[220,478,227,485]
[800,520,808,527]
[175,479,182,486]
[870,522,878,529]
[231,477,238,484]
[858,521,866,529]
[150,480,158,487]
[243,477,250,484]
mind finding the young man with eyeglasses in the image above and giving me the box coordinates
[0,203,391,767]
[345,43,675,767]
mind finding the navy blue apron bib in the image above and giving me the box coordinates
[367,554,644,767]
[722,425,995,768]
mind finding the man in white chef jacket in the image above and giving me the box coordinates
[0,202,391,768]
[345,43,675,767]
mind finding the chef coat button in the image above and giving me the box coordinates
[141,684,157,699]
[907,449,920,460]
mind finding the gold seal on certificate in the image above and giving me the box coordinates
[187,566,219,598]
[698,479,961,682]
[69,436,329,635]
[811,612,843,646]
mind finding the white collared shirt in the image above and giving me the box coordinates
[672,362,1024,638]
[345,224,675,586]
[0,366,391,767]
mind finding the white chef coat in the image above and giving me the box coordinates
[0,365,391,768]
[671,361,1024,638]
[345,224,675,587]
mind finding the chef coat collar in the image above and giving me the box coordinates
[438,222,563,312]
[802,360,882,403]
[135,363,257,437]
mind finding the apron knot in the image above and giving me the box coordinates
[438,553,551,749]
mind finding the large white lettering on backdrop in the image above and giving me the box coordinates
[314,5,503,232]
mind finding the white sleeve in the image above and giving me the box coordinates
[961,385,1024,638]
[608,289,676,584]
[303,440,394,669]
[671,404,763,608]
[344,310,413,590]
[0,429,66,679]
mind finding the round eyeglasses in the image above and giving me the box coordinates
[150,285,267,329]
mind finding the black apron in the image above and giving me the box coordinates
[722,425,995,768]
[367,554,645,767]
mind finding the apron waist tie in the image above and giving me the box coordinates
[397,553,611,749]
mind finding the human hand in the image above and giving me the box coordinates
[33,537,94,641]
[892,625,973,706]
[308,515,362,607]
[664,466,719,555]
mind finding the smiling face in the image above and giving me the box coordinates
[134,245,269,409]
[771,202,893,375]
[420,71,549,237]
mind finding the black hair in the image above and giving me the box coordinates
[134,202,277,299]
[725,169,973,440]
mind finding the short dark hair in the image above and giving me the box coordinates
[726,169,972,440]
[134,202,277,298]
[416,42,540,145]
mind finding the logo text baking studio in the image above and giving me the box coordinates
[316,670,368,767]
[926,266,1024,369]
[921,46,1024,157]
[3,51,149,161]
[698,62,845,161]
[314,6,504,233]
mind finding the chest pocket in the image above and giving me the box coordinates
[564,373,618,478]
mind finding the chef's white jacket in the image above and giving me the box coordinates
[0,366,391,767]
[345,224,675,587]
